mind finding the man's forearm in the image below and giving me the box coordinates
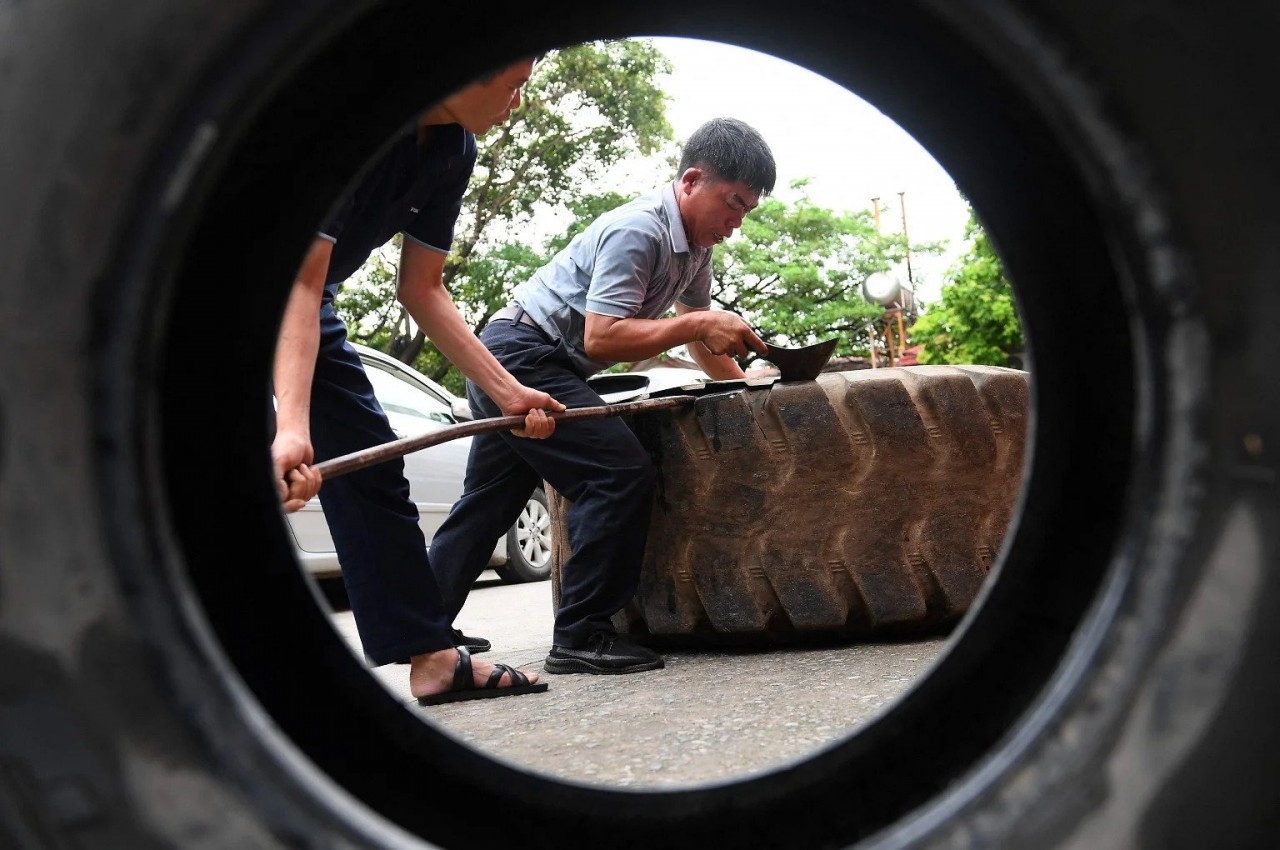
[686,340,746,380]
[398,280,521,402]
[274,241,331,435]
[583,313,706,363]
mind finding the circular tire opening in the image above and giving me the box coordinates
[159,4,1134,841]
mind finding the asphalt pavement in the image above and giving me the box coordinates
[325,574,951,789]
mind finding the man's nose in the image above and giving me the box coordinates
[510,89,522,109]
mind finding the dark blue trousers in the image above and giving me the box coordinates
[310,284,453,664]
[429,319,657,647]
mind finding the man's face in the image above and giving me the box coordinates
[678,168,761,249]
[441,59,535,134]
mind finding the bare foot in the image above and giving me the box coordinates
[409,647,540,701]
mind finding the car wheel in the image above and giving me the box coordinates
[497,488,553,583]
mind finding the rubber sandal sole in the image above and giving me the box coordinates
[416,681,547,706]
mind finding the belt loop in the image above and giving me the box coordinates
[513,304,527,324]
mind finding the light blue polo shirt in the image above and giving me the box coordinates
[511,182,712,377]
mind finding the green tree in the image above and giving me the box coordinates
[710,182,942,369]
[544,190,637,255]
[336,40,675,391]
[332,234,402,352]
[911,212,1023,365]
[413,240,550,390]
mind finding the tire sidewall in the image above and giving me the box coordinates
[2,1,1276,848]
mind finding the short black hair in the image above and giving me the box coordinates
[677,117,777,196]
[478,53,545,83]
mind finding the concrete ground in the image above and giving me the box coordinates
[324,574,951,789]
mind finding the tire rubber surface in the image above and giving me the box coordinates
[2,1,1277,848]
[549,366,1029,643]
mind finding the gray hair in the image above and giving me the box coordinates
[677,117,777,196]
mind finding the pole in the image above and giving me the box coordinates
[871,197,882,232]
[898,191,914,290]
[313,395,696,480]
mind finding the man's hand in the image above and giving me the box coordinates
[697,312,768,359]
[498,384,566,440]
[272,430,322,512]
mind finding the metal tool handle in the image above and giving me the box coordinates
[311,394,696,481]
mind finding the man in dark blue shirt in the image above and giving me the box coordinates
[272,57,563,706]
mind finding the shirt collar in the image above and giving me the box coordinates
[662,181,691,255]
[434,123,469,155]
[412,123,470,158]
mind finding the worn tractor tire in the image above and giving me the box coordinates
[548,366,1028,643]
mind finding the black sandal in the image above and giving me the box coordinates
[416,646,548,706]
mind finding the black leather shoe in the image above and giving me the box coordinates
[544,631,664,674]
[451,627,491,654]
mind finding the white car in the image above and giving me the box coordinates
[286,345,552,584]
[587,366,712,403]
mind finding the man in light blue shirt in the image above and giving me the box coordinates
[513,183,716,378]
[431,118,776,674]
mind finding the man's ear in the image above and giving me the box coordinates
[679,167,703,194]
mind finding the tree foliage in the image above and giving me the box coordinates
[333,41,955,390]
[710,182,941,369]
[335,40,675,391]
[332,234,401,351]
[911,212,1024,366]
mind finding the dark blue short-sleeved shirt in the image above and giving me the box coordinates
[319,123,477,286]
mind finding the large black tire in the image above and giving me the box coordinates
[549,366,1028,643]
[2,1,1277,849]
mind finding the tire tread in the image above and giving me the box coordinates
[549,366,1028,643]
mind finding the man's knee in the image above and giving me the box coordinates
[614,452,657,504]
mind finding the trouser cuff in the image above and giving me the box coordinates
[364,633,455,667]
